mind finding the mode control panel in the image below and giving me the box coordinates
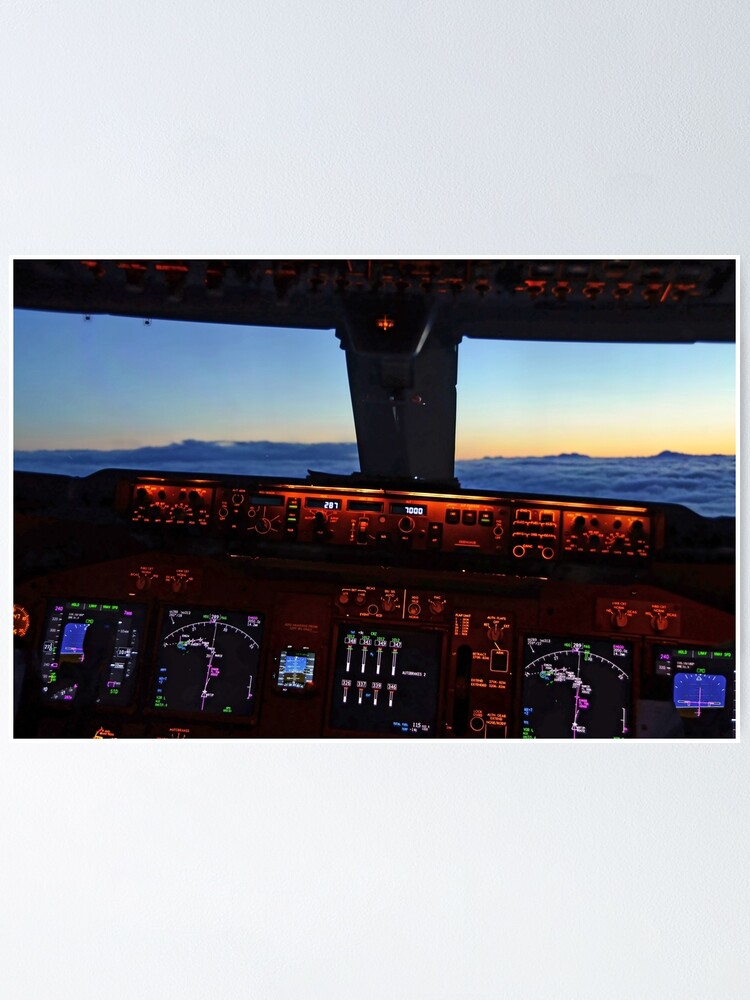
[120,476,657,569]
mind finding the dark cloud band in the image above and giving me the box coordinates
[13,441,735,519]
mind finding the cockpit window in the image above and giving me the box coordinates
[14,310,735,518]
[14,311,359,479]
[455,338,735,518]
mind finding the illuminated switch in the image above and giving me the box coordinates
[478,511,494,527]
[461,510,477,525]
[445,509,460,524]
[490,648,509,672]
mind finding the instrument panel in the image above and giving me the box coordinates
[13,470,735,740]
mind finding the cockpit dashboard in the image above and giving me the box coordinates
[14,466,735,739]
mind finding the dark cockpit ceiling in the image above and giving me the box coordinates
[13,258,736,343]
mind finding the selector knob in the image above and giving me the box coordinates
[313,512,329,535]
[428,596,446,615]
[398,516,415,534]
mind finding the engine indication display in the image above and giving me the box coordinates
[39,600,145,706]
[522,635,632,739]
[153,607,264,717]
[329,625,442,736]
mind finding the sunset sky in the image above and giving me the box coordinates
[13,309,736,459]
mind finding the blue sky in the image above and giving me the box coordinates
[13,309,736,458]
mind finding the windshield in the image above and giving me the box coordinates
[455,338,735,518]
[14,309,736,518]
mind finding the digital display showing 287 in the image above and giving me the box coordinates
[153,607,264,717]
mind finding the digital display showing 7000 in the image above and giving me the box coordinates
[390,503,428,516]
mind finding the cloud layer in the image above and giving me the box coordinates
[13,441,735,518]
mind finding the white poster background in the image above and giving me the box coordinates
[2,3,747,998]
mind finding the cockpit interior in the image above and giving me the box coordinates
[12,258,737,739]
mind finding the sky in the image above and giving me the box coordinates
[13,309,736,459]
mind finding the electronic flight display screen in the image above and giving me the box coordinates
[652,645,734,736]
[277,647,316,691]
[329,625,442,736]
[39,599,145,706]
[522,635,632,739]
[152,607,264,717]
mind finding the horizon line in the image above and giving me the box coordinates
[12,440,736,462]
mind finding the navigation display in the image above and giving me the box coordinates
[39,599,145,707]
[152,607,264,717]
[522,635,632,739]
[329,625,442,736]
